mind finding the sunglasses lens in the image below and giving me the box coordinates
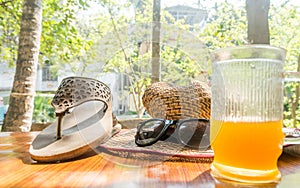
[178,120,210,149]
[136,119,165,145]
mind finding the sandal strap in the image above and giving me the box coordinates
[51,77,111,114]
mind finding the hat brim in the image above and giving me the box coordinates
[97,129,214,164]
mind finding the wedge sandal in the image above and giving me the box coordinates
[29,77,113,162]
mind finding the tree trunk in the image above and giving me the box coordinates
[151,0,161,83]
[246,0,270,44]
[2,0,42,132]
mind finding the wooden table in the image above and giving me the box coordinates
[1,132,300,187]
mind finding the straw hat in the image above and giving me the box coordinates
[142,80,211,120]
[98,129,213,163]
[96,80,213,163]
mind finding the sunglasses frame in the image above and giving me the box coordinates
[135,118,210,148]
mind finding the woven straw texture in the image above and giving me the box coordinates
[99,129,213,162]
[142,80,211,120]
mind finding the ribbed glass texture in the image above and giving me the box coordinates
[211,58,283,122]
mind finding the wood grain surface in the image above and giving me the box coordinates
[1,132,300,187]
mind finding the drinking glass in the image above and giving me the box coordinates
[210,45,300,184]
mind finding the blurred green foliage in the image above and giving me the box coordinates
[33,94,55,123]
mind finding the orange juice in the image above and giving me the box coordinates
[210,119,284,183]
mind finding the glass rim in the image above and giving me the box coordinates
[210,44,287,63]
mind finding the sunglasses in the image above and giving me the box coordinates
[135,118,210,149]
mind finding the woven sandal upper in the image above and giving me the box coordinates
[51,77,111,114]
